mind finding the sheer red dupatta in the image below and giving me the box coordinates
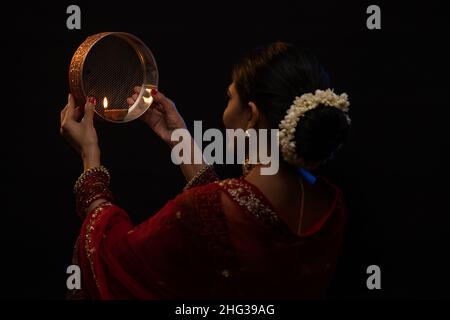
[70,166,347,299]
[73,168,241,299]
[215,177,347,299]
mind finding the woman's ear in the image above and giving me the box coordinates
[247,101,260,130]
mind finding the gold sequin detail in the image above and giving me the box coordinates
[183,165,218,190]
[217,179,279,225]
[84,201,113,290]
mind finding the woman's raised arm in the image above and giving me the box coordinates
[129,87,217,184]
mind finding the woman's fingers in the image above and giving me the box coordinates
[151,102,164,113]
[127,87,142,105]
[65,93,77,120]
[60,95,73,136]
[134,86,141,94]
[63,93,86,126]
[60,104,67,124]
[151,91,178,113]
[126,94,138,106]
[61,94,75,129]
[73,106,84,122]
[141,106,163,123]
[83,98,96,124]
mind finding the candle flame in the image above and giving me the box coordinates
[103,97,108,109]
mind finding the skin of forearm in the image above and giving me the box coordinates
[81,145,108,214]
[176,137,207,182]
[82,145,101,171]
[80,137,207,216]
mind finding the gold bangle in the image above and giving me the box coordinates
[74,166,110,194]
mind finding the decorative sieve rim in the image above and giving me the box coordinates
[68,32,159,110]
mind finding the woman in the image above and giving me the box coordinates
[61,42,350,299]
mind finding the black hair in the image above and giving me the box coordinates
[232,42,350,165]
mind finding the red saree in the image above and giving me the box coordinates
[71,168,347,299]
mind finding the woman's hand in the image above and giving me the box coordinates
[60,94,100,170]
[128,87,209,181]
[127,87,187,147]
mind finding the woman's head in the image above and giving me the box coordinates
[223,42,350,167]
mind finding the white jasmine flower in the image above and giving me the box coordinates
[278,89,351,166]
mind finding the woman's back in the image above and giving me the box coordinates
[217,177,346,299]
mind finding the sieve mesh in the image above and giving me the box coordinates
[69,32,158,122]
[82,35,144,115]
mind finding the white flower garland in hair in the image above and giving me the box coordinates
[278,89,351,166]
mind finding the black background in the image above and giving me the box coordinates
[3,1,449,299]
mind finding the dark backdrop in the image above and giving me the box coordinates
[3,1,449,299]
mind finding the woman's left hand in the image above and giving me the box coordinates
[60,94,101,170]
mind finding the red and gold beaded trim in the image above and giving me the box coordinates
[216,178,282,227]
[84,201,113,291]
[74,166,114,218]
[74,166,111,193]
[183,165,219,191]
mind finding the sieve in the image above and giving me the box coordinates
[68,32,158,123]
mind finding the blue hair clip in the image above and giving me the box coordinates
[298,167,317,185]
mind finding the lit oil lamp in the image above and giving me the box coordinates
[102,97,128,121]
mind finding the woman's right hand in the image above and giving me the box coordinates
[128,87,187,147]
[129,87,209,181]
